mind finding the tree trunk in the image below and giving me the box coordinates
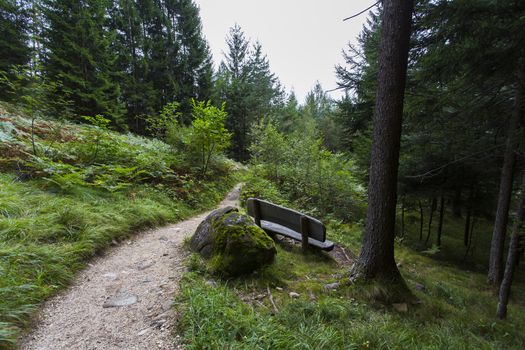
[437,196,445,246]
[452,188,462,217]
[419,200,424,241]
[464,215,476,261]
[425,197,437,245]
[488,64,525,286]
[497,171,525,319]
[350,0,414,285]
[464,207,471,247]
[400,197,405,237]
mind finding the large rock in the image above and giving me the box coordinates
[189,206,276,276]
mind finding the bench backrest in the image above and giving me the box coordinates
[246,198,326,242]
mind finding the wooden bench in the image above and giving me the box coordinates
[246,198,334,252]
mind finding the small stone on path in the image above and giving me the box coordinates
[137,328,149,336]
[289,292,300,298]
[102,272,118,281]
[137,260,155,271]
[103,293,138,308]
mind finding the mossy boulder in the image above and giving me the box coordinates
[189,206,276,276]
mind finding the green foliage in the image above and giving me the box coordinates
[42,0,126,124]
[0,0,30,101]
[83,114,111,129]
[239,175,289,208]
[214,24,283,161]
[145,102,181,140]
[181,100,231,176]
[1,65,73,121]
[248,121,365,221]
[108,0,213,130]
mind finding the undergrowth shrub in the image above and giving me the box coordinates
[249,122,365,222]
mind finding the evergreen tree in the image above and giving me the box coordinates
[42,0,125,124]
[108,0,153,131]
[215,24,282,161]
[350,0,414,290]
[276,91,300,134]
[109,0,212,132]
[169,0,213,119]
[0,0,30,99]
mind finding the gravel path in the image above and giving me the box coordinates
[20,184,242,350]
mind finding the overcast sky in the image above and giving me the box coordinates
[193,0,375,103]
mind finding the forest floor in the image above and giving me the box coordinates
[171,173,525,349]
[19,184,242,350]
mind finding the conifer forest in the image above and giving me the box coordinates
[0,0,524,349]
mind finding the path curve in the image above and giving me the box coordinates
[20,184,242,350]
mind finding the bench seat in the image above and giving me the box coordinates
[260,220,335,251]
[246,198,335,252]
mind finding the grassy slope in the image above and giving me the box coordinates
[0,105,236,347]
[175,173,525,349]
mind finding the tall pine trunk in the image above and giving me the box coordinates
[497,171,525,319]
[350,0,414,285]
[419,200,424,241]
[488,65,525,286]
[400,197,405,237]
[437,196,445,246]
[452,188,462,217]
[464,208,472,247]
[425,197,437,245]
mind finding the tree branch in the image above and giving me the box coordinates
[343,1,381,22]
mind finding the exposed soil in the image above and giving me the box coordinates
[19,184,242,350]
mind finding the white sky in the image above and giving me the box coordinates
[193,0,375,103]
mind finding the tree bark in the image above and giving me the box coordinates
[400,197,405,237]
[488,65,525,286]
[464,207,471,247]
[497,171,525,319]
[419,200,424,241]
[464,215,476,261]
[452,188,462,217]
[425,197,437,245]
[350,0,414,284]
[437,196,445,246]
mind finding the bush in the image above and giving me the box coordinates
[248,122,365,222]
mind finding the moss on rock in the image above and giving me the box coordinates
[190,207,276,277]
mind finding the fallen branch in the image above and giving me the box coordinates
[342,247,351,262]
[267,285,279,314]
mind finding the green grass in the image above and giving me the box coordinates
[174,173,525,349]
[177,240,525,349]
[0,106,239,347]
[0,173,236,347]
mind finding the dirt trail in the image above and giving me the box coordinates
[20,184,242,350]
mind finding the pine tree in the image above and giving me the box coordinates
[350,0,414,293]
[215,25,282,161]
[108,0,152,131]
[215,25,253,161]
[0,0,30,99]
[168,0,213,119]
[42,0,125,124]
[108,0,212,132]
